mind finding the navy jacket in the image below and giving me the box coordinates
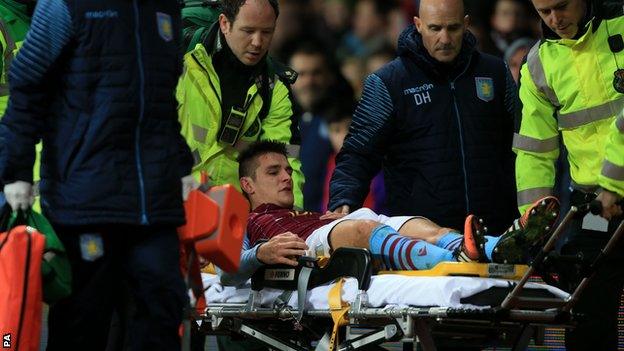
[329,25,518,233]
[0,0,192,226]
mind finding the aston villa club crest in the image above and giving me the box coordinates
[475,77,494,102]
[156,12,173,42]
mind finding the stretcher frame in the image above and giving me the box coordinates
[199,203,624,351]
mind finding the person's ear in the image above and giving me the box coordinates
[219,14,230,35]
[414,16,423,33]
[240,177,254,195]
[464,15,470,30]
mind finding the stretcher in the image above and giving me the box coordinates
[193,201,624,351]
[199,251,575,351]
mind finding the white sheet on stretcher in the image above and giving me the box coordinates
[202,273,570,309]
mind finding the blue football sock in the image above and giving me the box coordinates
[436,232,463,250]
[483,235,501,261]
[369,225,455,270]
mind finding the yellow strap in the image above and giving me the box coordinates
[316,256,330,268]
[328,278,350,351]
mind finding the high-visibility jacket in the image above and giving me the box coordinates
[514,14,624,213]
[176,42,305,208]
[0,0,29,115]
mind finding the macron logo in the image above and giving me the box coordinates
[85,10,119,19]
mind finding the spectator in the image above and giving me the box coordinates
[503,37,534,82]
[337,0,394,60]
[287,41,336,211]
[490,0,533,55]
[340,56,365,98]
[365,44,396,75]
[322,104,387,214]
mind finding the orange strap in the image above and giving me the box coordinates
[328,278,350,351]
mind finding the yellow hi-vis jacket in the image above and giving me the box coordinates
[514,15,624,213]
[176,43,305,208]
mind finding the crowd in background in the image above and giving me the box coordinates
[274,0,543,213]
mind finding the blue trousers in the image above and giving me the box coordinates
[46,224,186,351]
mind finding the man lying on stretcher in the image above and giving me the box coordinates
[222,140,559,283]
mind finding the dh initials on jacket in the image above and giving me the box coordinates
[414,91,432,106]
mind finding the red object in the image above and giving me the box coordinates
[0,225,45,351]
[178,184,248,273]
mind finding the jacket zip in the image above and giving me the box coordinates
[191,54,259,142]
[191,53,221,102]
[449,56,473,214]
[132,0,148,225]
[191,54,260,112]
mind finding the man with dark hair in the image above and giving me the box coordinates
[221,0,279,25]
[516,0,624,349]
[329,0,519,235]
[230,140,559,276]
[176,2,303,349]
[177,0,305,208]
[337,0,396,60]
[287,40,354,211]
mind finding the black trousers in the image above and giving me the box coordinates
[560,214,624,351]
[46,224,187,351]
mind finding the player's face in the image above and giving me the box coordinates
[248,152,294,208]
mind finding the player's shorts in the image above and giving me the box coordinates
[305,208,424,257]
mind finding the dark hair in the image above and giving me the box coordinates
[237,140,288,179]
[286,40,332,66]
[365,0,398,17]
[222,0,279,23]
[323,99,357,125]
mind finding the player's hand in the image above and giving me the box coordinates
[596,189,623,220]
[319,211,347,220]
[256,232,308,266]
